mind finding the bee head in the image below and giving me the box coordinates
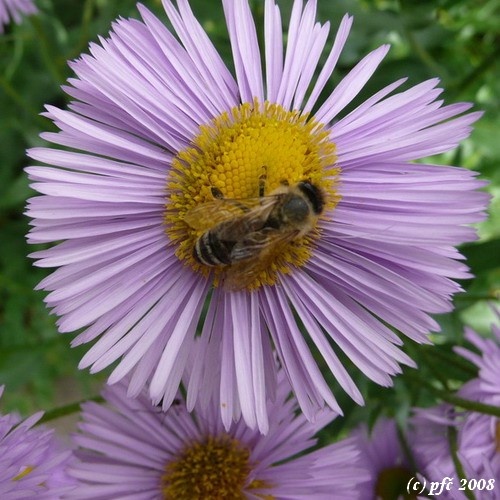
[297,181,325,215]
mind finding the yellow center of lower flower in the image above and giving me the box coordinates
[375,466,416,499]
[165,100,339,290]
[161,435,273,499]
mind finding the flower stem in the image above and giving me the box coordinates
[448,425,475,500]
[0,75,48,128]
[29,17,65,85]
[420,346,478,378]
[425,383,500,418]
[397,0,447,80]
[455,39,500,95]
[38,396,104,424]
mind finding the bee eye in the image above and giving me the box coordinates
[298,182,324,215]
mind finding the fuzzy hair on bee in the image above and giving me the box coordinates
[183,181,325,289]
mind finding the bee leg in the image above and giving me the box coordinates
[258,173,267,197]
[211,186,224,199]
[210,185,249,213]
[280,179,289,186]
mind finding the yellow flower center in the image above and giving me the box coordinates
[375,466,417,499]
[161,435,274,499]
[165,100,339,290]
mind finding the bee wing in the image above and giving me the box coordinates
[230,228,299,261]
[182,196,277,231]
[224,228,299,290]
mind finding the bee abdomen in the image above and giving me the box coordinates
[193,230,233,266]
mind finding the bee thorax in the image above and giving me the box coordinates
[281,196,310,224]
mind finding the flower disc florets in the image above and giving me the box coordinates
[166,100,339,290]
[161,435,271,499]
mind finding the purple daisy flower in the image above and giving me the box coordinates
[67,371,368,499]
[411,320,500,499]
[0,386,74,499]
[454,320,500,490]
[351,418,414,499]
[0,0,37,33]
[455,321,500,406]
[411,406,499,500]
[26,0,489,432]
[410,405,458,491]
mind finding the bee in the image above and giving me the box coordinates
[183,180,325,289]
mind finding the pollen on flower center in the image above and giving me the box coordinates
[165,100,339,290]
[160,435,260,499]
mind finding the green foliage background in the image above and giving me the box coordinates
[0,0,499,434]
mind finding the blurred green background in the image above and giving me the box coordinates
[0,0,499,429]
